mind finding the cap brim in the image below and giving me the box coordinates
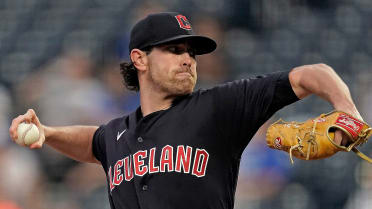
[150,35,217,55]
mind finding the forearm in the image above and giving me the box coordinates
[289,64,361,119]
[44,125,99,164]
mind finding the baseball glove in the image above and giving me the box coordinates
[266,111,372,164]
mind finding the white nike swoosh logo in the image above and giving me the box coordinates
[117,129,127,141]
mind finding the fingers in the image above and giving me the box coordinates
[340,131,351,146]
[9,115,26,141]
[9,109,40,143]
[333,129,352,146]
[25,109,41,126]
[334,130,343,146]
[30,127,45,149]
[30,140,43,149]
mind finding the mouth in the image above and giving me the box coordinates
[176,71,193,79]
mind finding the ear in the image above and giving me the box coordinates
[130,49,148,72]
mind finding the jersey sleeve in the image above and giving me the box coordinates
[92,125,108,170]
[212,71,299,158]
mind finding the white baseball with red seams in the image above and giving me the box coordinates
[16,122,40,146]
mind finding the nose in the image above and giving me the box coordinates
[181,52,193,67]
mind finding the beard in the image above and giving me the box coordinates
[149,69,197,97]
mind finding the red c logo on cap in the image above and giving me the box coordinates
[175,15,192,30]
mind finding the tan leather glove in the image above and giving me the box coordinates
[266,111,372,164]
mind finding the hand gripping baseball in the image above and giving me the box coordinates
[9,109,45,149]
[266,111,372,164]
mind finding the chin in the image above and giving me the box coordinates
[174,86,194,95]
[170,82,195,96]
[159,77,196,98]
[178,80,195,92]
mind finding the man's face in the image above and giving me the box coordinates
[146,41,197,97]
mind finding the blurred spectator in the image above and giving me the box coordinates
[0,147,43,209]
[1,1,372,209]
[192,15,231,89]
[0,86,11,147]
[63,163,109,209]
[131,0,168,22]
[116,1,168,61]
[289,153,358,209]
[35,49,107,125]
[14,49,109,183]
[358,70,372,123]
[344,159,372,209]
[235,121,291,209]
[99,61,140,122]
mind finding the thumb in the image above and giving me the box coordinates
[29,134,45,149]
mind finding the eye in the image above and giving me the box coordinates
[188,49,196,58]
[165,46,181,54]
[164,45,196,58]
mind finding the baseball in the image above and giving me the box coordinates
[16,122,40,146]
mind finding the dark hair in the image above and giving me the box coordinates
[119,48,152,91]
[119,61,139,91]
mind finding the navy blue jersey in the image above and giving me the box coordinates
[93,71,299,209]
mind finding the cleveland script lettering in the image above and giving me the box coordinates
[108,145,210,192]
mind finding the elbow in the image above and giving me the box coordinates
[289,63,335,99]
[295,63,336,82]
[291,63,333,80]
[314,63,330,68]
[289,66,311,99]
[311,63,335,74]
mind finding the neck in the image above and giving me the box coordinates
[139,87,175,117]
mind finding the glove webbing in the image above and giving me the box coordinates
[289,119,320,164]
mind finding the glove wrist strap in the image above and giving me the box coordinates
[352,147,372,163]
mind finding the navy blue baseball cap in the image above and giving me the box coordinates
[129,12,217,55]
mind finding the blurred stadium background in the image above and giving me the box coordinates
[1,0,372,209]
